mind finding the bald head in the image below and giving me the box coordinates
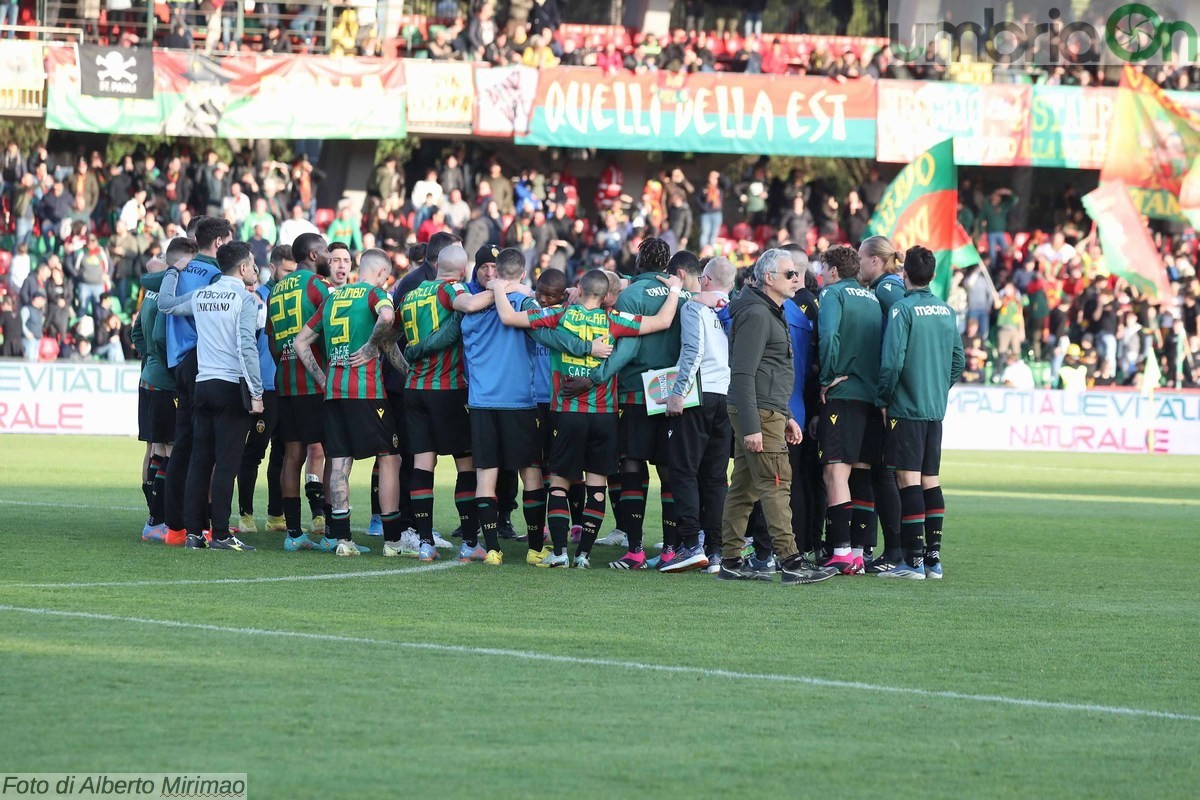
[358,248,391,287]
[703,257,736,293]
[437,243,468,280]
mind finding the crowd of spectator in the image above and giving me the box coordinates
[0,138,1195,392]
[22,0,1200,91]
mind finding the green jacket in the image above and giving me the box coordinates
[818,278,882,404]
[877,287,965,421]
[588,271,687,403]
[135,270,176,391]
[980,195,1018,234]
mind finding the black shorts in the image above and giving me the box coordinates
[885,418,943,475]
[324,398,400,460]
[471,407,540,471]
[549,410,619,481]
[139,386,177,443]
[277,393,325,445]
[537,402,553,464]
[818,398,881,465]
[620,401,670,464]
[405,388,471,456]
[244,391,280,460]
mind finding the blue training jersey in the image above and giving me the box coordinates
[784,297,815,423]
[460,291,537,409]
[165,255,221,367]
[255,284,276,392]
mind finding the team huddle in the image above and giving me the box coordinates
[132,218,963,583]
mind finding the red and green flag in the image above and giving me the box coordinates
[1100,66,1200,222]
[865,138,977,299]
[1081,180,1175,303]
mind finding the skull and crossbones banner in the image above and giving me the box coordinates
[79,44,154,99]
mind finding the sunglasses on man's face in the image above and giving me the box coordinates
[773,269,800,280]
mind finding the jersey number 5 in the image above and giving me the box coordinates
[328,299,353,345]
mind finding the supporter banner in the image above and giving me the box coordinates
[0,40,47,92]
[1100,66,1200,222]
[943,386,1200,455]
[79,44,155,99]
[875,81,1031,166]
[473,65,539,137]
[0,361,140,436]
[1028,86,1117,170]
[405,60,476,134]
[518,68,876,157]
[46,49,406,139]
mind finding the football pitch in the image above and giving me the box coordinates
[1,434,1197,798]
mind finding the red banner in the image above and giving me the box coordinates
[876,81,1032,166]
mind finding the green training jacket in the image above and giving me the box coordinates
[135,270,175,391]
[877,287,965,421]
[818,277,882,404]
[588,271,688,403]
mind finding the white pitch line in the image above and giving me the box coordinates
[0,604,1195,724]
[947,489,1200,507]
[2,560,463,589]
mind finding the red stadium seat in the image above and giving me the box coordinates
[314,208,336,231]
[731,222,753,241]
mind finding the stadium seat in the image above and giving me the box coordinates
[731,222,753,241]
[314,208,336,230]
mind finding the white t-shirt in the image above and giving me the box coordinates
[1002,360,1035,390]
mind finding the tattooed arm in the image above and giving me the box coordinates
[292,326,327,391]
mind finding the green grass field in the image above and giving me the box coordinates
[1,434,1198,798]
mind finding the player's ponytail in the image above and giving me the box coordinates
[860,235,903,275]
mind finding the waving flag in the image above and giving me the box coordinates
[1099,66,1200,222]
[1081,181,1174,303]
[865,139,975,299]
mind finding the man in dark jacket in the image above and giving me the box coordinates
[718,248,837,585]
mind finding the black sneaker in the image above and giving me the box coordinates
[209,534,256,552]
[449,526,463,539]
[498,518,518,540]
[718,557,774,582]
[865,551,904,574]
[184,533,208,549]
[780,556,838,585]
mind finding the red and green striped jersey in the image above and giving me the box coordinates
[529,305,643,413]
[305,281,393,400]
[402,279,468,390]
[267,269,330,396]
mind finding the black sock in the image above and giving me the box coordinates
[826,501,852,550]
[899,485,926,568]
[381,510,403,543]
[410,469,435,545]
[620,469,647,552]
[849,468,875,550]
[150,456,168,526]
[455,471,478,541]
[578,485,606,557]
[330,509,351,542]
[144,455,161,513]
[659,478,679,550]
[924,486,945,565]
[547,488,570,555]
[370,462,381,516]
[266,446,283,518]
[568,481,585,527]
[874,465,903,559]
[523,488,547,551]
[477,496,499,551]
[606,474,621,518]
[283,496,303,535]
[306,479,324,519]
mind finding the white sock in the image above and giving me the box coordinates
[851,547,864,559]
[834,546,851,557]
